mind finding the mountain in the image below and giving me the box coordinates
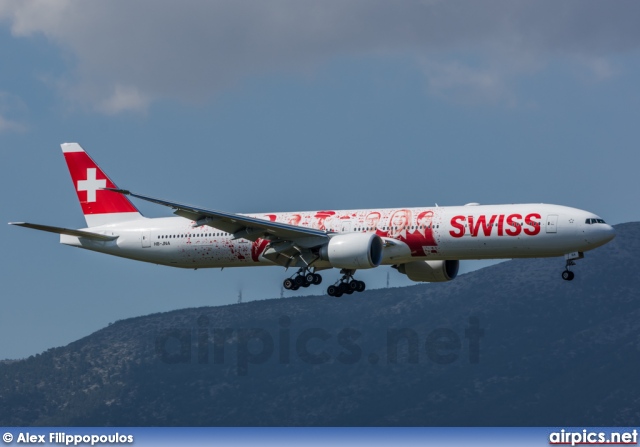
[1,223,639,426]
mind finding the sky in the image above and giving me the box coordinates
[1,0,639,360]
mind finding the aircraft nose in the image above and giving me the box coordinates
[590,223,615,246]
[601,224,616,243]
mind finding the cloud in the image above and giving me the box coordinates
[0,0,639,112]
[0,92,27,133]
[577,57,618,82]
[421,59,515,106]
[0,115,25,133]
[97,85,149,115]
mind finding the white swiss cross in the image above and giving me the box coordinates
[77,168,106,202]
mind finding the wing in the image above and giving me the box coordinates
[105,188,330,267]
[9,222,118,241]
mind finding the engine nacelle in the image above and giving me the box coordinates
[319,233,383,269]
[396,260,459,282]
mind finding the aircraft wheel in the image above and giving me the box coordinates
[356,281,366,292]
[291,284,300,291]
[294,275,305,286]
[313,274,322,285]
[561,270,575,281]
[302,278,311,288]
[327,285,337,297]
[348,281,359,291]
[305,273,316,284]
[338,283,348,294]
[283,278,295,290]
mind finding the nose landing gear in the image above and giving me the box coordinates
[561,252,583,281]
[561,267,575,281]
[327,269,366,297]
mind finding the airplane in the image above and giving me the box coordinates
[10,143,616,297]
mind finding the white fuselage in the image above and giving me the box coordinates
[60,203,616,269]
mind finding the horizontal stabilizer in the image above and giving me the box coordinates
[8,222,118,241]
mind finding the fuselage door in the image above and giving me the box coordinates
[546,215,558,233]
[142,230,151,248]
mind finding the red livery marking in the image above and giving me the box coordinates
[524,213,542,235]
[450,213,542,238]
[63,151,139,215]
[497,214,505,236]
[449,215,466,238]
[469,214,497,237]
[505,214,522,236]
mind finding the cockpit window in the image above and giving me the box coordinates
[585,218,607,224]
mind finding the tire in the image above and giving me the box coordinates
[313,274,322,285]
[348,281,358,291]
[356,281,366,292]
[562,270,575,281]
[305,273,315,283]
[294,275,304,286]
[283,278,294,290]
[327,285,337,296]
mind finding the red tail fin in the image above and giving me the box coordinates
[61,143,143,227]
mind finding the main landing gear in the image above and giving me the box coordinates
[561,252,583,281]
[327,269,366,298]
[283,267,322,291]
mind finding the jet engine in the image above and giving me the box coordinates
[396,260,459,282]
[319,233,383,269]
